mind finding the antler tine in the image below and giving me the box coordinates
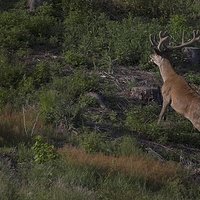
[149,34,158,47]
[157,31,169,51]
[159,31,167,39]
[169,30,200,50]
[193,30,200,40]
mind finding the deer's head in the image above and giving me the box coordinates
[149,30,200,66]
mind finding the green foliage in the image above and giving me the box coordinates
[63,10,162,67]
[0,88,11,108]
[1,1,200,199]
[80,132,105,153]
[185,72,200,85]
[65,50,85,66]
[39,70,99,125]
[17,143,33,163]
[32,61,52,89]
[0,10,29,50]
[0,3,62,51]
[0,52,23,89]
[125,0,194,19]
[117,136,142,156]
[32,135,58,163]
[27,5,62,47]
[79,132,143,156]
[168,15,190,42]
[0,0,20,11]
[65,70,99,98]
[125,104,200,146]
[39,90,57,123]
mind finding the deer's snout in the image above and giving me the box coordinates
[149,55,154,63]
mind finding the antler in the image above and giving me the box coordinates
[168,30,200,50]
[149,31,169,52]
[150,30,200,52]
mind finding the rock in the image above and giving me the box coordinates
[130,86,162,105]
[183,47,200,65]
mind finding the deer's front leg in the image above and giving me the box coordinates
[157,96,171,125]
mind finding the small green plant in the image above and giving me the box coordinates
[32,135,57,163]
[32,61,52,89]
[117,136,142,156]
[168,15,188,39]
[185,72,200,85]
[65,50,85,66]
[80,132,106,153]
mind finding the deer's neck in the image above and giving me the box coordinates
[159,58,177,82]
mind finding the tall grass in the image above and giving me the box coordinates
[59,145,181,184]
[0,106,47,146]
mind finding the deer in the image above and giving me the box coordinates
[149,30,200,131]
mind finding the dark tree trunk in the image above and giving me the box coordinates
[28,0,44,12]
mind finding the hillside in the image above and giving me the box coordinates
[1,1,200,199]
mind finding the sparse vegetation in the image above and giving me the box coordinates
[1,0,200,199]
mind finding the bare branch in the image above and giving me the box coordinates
[22,106,28,136]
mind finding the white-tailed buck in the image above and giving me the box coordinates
[149,30,200,131]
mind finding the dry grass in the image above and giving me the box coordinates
[0,106,46,144]
[59,145,181,184]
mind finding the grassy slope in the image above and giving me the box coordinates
[1,0,200,199]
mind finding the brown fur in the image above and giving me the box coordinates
[150,53,200,131]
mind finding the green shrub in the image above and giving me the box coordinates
[17,143,33,163]
[64,10,163,67]
[80,132,106,153]
[0,10,29,50]
[64,50,86,66]
[39,71,99,125]
[117,136,142,156]
[39,90,57,123]
[0,3,62,51]
[0,55,23,89]
[0,88,9,108]
[0,0,19,11]
[125,0,194,19]
[32,61,52,89]
[185,72,200,85]
[32,135,58,163]
[168,15,190,42]
[18,77,35,95]
[125,104,200,146]
[65,71,99,98]
[27,12,61,47]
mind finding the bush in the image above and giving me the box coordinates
[168,15,191,42]
[185,72,200,85]
[117,136,142,156]
[27,6,62,48]
[0,51,23,89]
[63,10,163,68]
[32,61,52,89]
[39,90,57,123]
[80,132,106,153]
[32,135,58,163]
[39,71,100,125]
[125,104,200,146]
[0,10,29,50]
[124,0,194,19]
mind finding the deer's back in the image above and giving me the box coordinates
[163,75,200,116]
